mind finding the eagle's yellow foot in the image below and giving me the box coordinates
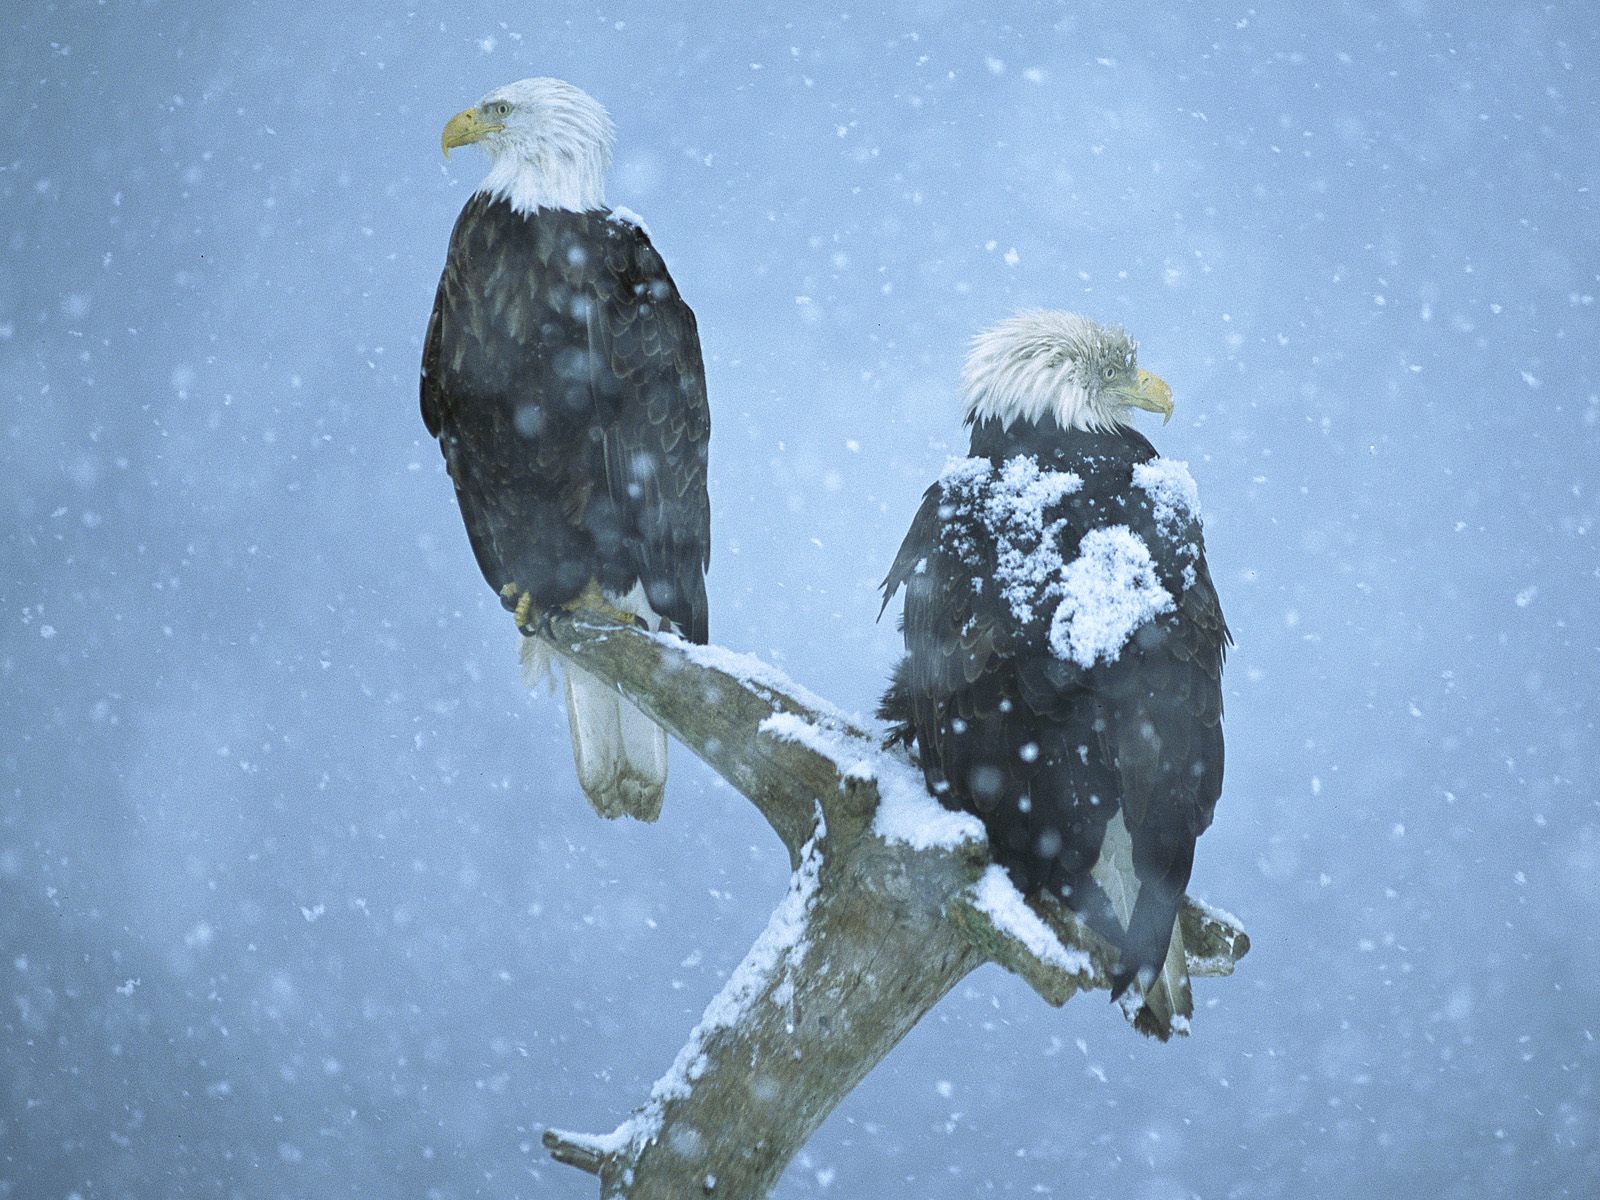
[562,581,647,629]
[501,580,643,633]
[498,582,544,634]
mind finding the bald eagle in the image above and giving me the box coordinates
[880,312,1229,1039]
[422,78,710,821]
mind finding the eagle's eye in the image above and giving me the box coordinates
[492,101,512,118]
[1102,364,1117,381]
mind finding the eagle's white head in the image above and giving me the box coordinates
[961,310,1174,433]
[441,77,616,215]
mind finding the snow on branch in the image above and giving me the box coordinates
[548,820,826,1178]
[528,611,1250,1199]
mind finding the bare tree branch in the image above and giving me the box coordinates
[530,611,1249,1198]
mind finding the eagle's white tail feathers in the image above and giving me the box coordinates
[563,666,667,821]
[517,582,669,822]
[518,633,559,693]
[1092,810,1193,1039]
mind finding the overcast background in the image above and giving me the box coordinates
[4,1,1597,1196]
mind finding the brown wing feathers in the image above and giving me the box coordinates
[422,196,710,641]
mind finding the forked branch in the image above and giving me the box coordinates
[529,612,1249,1199]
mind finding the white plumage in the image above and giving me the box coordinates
[962,310,1140,433]
[469,77,615,215]
[521,584,669,821]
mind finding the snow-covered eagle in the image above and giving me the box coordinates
[880,312,1229,1038]
[422,78,710,821]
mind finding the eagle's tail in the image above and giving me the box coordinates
[561,667,668,821]
[1123,907,1193,1041]
[518,584,669,822]
[1090,811,1194,1041]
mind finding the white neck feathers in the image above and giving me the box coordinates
[473,78,615,215]
[480,149,607,215]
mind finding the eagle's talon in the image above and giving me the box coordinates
[509,595,555,639]
[560,581,643,628]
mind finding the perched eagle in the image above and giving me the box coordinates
[422,78,710,821]
[880,312,1229,1038]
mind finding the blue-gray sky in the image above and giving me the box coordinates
[3,2,1597,1196]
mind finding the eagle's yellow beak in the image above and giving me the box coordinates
[1122,369,1174,425]
[441,107,503,157]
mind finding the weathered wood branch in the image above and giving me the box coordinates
[530,612,1249,1199]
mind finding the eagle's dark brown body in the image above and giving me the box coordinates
[881,417,1228,1031]
[422,194,710,642]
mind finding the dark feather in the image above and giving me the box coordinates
[421,196,709,640]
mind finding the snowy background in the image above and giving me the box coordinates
[4,1,1597,1196]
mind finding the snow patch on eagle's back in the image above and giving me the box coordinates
[939,457,1177,668]
[1048,527,1174,668]
[606,205,651,236]
[937,454,993,489]
[938,454,1082,627]
[1132,457,1200,532]
[1132,457,1204,593]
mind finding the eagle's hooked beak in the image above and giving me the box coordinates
[441,107,503,157]
[1122,369,1174,425]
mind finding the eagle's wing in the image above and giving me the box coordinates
[586,217,711,643]
[1091,468,1229,843]
[1082,459,1229,1028]
[420,216,514,593]
[421,200,707,625]
[882,484,1013,700]
[882,479,1018,774]
[881,470,1111,903]
[420,277,448,440]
